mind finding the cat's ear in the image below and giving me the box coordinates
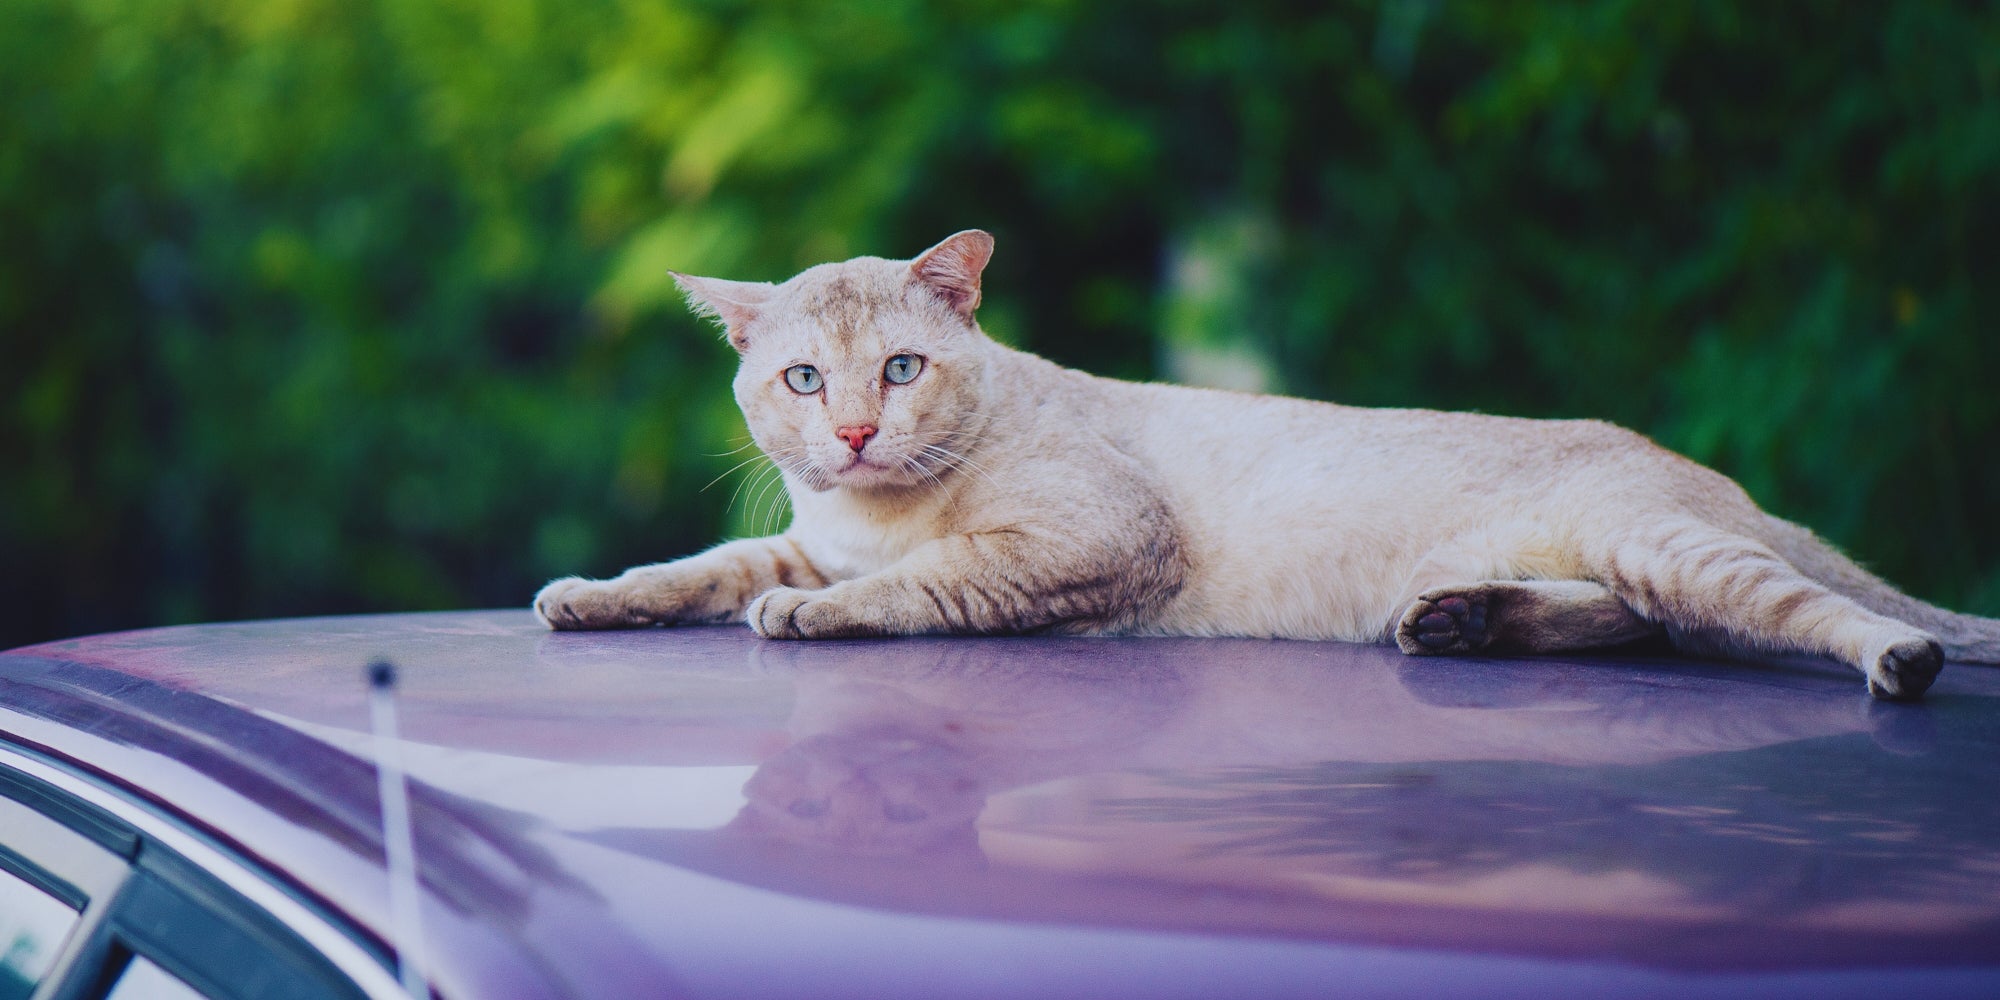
[671,272,774,352]
[909,230,995,321]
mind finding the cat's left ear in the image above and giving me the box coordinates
[671,272,774,352]
[909,230,995,322]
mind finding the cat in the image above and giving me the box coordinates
[534,230,2000,700]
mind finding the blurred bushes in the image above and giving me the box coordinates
[2,0,1995,645]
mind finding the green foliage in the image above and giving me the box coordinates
[3,0,1995,645]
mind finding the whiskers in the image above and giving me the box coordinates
[700,420,998,531]
[916,428,1003,491]
[700,450,780,495]
[699,436,762,459]
[897,453,948,492]
[702,443,813,536]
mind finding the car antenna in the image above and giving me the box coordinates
[368,659,432,1000]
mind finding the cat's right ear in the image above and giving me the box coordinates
[671,272,774,352]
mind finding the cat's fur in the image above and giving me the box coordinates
[535,230,2000,699]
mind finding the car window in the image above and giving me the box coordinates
[0,866,77,1000]
[105,955,214,1000]
[3,759,379,1000]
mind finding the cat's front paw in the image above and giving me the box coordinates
[534,577,652,631]
[746,587,874,639]
[746,587,815,639]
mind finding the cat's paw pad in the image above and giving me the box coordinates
[534,577,648,631]
[1395,590,1491,656]
[747,587,814,639]
[1866,637,1943,701]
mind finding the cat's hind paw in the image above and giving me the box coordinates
[1395,590,1491,656]
[1866,637,1943,701]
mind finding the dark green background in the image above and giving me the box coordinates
[4,0,1996,648]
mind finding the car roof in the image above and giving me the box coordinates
[4,611,1999,998]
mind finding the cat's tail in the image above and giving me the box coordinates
[1763,516,2000,664]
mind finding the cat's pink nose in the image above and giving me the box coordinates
[836,425,877,452]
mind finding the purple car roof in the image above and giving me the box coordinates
[3,611,1999,999]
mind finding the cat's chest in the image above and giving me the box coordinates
[788,489,944,579]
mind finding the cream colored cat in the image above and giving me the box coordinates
[535,230,2000,700]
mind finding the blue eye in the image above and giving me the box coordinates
[884,354,923,384]
[784,365,822,394]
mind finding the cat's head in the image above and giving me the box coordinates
[673,231,996,492]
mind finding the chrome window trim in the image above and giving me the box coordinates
[0,743,413,1000]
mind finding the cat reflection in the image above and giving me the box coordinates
[725,640,1188,860]
[731,725,985,858]
[724,638,1895,859]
